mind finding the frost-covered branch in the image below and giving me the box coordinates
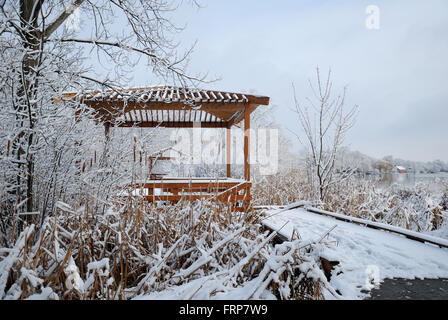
[292,67,359,203]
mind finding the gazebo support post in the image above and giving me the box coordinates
[244,105,251,211]
[226,125,231,178]
[244,106,251,182]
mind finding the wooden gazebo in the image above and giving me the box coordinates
[58,86,270,211]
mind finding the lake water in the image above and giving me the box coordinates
[363,172,448,193]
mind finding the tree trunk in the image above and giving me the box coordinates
[15,0,43,214]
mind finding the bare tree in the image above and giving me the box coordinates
[0,0,204,240]
[292,67,358,203]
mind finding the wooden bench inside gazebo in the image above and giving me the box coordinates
[58,86,270,211]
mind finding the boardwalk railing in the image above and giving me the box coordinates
[122,178,252,211]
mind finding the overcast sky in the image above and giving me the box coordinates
[97,0,448,162]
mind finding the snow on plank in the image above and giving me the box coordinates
[304,207,448,249]
[262,206,448,299]
[262,202,448,249]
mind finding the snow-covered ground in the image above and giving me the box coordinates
[263,206,448,299]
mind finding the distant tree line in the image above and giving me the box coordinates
[333,148,448,174]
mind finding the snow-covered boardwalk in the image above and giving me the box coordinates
[263,206,448,299]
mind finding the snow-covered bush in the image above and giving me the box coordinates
[323,178,447,233]
[441,184,448,212]
[0,197,336,300]
[253,169,447,234]
[381,184,444,232]
[252,168,311,206]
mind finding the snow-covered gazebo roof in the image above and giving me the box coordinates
[56,86,270,128]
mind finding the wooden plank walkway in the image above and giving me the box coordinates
[260,203,448,249]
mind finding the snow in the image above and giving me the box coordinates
[303,206,448,247]
[25,287,59,300]
[0,225,35,299]
[64,259,84,292]
[263,206,448,299]
[134,222,338,301]
[134,275,277,300]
